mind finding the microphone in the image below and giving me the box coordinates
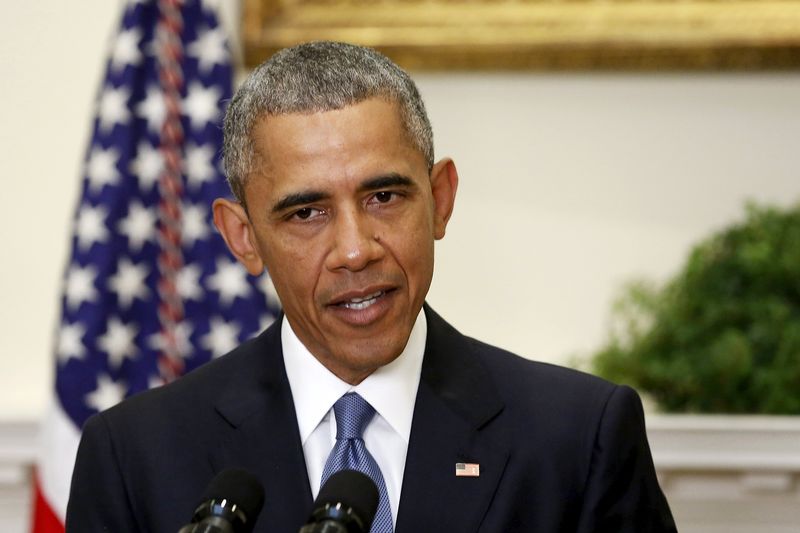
[178,468,265,533]
[299,470,379,533]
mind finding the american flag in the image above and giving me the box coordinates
[32,1,279,530]
[455,463,480,477]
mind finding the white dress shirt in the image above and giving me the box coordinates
[282,309,427,526]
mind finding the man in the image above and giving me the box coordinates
[67,41,676,532]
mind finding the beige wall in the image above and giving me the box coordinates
[420,71,800,367]
[1,1,118,420]
[2,0,799,421]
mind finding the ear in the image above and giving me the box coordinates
[429,157,459,240]
[212,199,265,276]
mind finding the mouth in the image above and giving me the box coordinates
[327,282,401,329]
[331,288,395,311]
[336,290,386,310]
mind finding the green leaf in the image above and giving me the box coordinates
[589,201,800,414]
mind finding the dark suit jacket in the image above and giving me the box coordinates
[66,306,676,532]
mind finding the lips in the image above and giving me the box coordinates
[336,290,385,310]
[322,274,404,329]
[330,287,395,311]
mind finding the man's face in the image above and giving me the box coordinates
[215,98,457,384]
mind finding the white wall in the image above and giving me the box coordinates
[420,72,800,365]
[2,0,800,423]
[1,1,119,420]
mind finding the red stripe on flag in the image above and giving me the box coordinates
[31,471,65,533]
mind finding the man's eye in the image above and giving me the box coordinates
[292,207,321,220]
[373,191,394,203]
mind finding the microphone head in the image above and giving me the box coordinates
[193,468,265,533]
[309,470,379,533]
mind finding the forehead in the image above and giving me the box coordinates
[252,98,410,161]
[247,98,427,195]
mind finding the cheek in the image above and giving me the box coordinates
[259,236,307,280]
[258,235,320,294]
[393,225,435,281]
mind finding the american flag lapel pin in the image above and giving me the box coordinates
[455,462,480,477]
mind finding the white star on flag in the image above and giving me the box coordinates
[200,0,223,13]
[86,146,121,192]
[177,263,204,301]
[187,27,228,73]
[184,143,216,189]
[130,142,164,191]
[118,201,156,252]
[97,85,131,132]
[75,205,110,251]
[136,85,166,134]
[207,258,251,305]
[109,27,143,72]
[98,318,139,369]
[57,321,87,363]
[259,274,282,308]
[108,258,150,308]
[148,321,194,358]
[85,375,126,412]
[182,202,210,246]
[183,82,221,129]
[258,314,276,335]
[148,374,165,390]
[202,316,240,357]
[65,264,99,310]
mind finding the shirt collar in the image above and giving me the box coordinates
[282,309,427,445]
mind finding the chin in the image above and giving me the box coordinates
[348,340,405,369]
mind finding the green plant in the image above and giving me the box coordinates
[592,202,800,413]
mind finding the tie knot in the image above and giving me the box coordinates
[333,392,376,440]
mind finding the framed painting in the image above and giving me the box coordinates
[242,0,800,70]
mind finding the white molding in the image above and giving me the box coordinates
[0,419,38,486]
[0,419,39,460]
[1,415,799,532]
[2,416,800,480]
[0,418,38,533]
[647,415,800,472]
[647,415,800,532]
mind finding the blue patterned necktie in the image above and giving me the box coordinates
[321,392,394,533]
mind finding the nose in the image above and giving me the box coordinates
[325,208,384,272]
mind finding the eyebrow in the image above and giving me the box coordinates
[358,173,416,192]
[270,173,417,214]
[271,191,330,214]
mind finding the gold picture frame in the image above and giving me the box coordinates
[243,0,800,70]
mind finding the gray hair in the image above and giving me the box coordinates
[223,41,434,206]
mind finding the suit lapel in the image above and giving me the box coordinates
[209,318,313,531]
[396,307,509,532]
[203,307,507,532]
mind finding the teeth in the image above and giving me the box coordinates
[341,291,383,310]
[348,291,382,303]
